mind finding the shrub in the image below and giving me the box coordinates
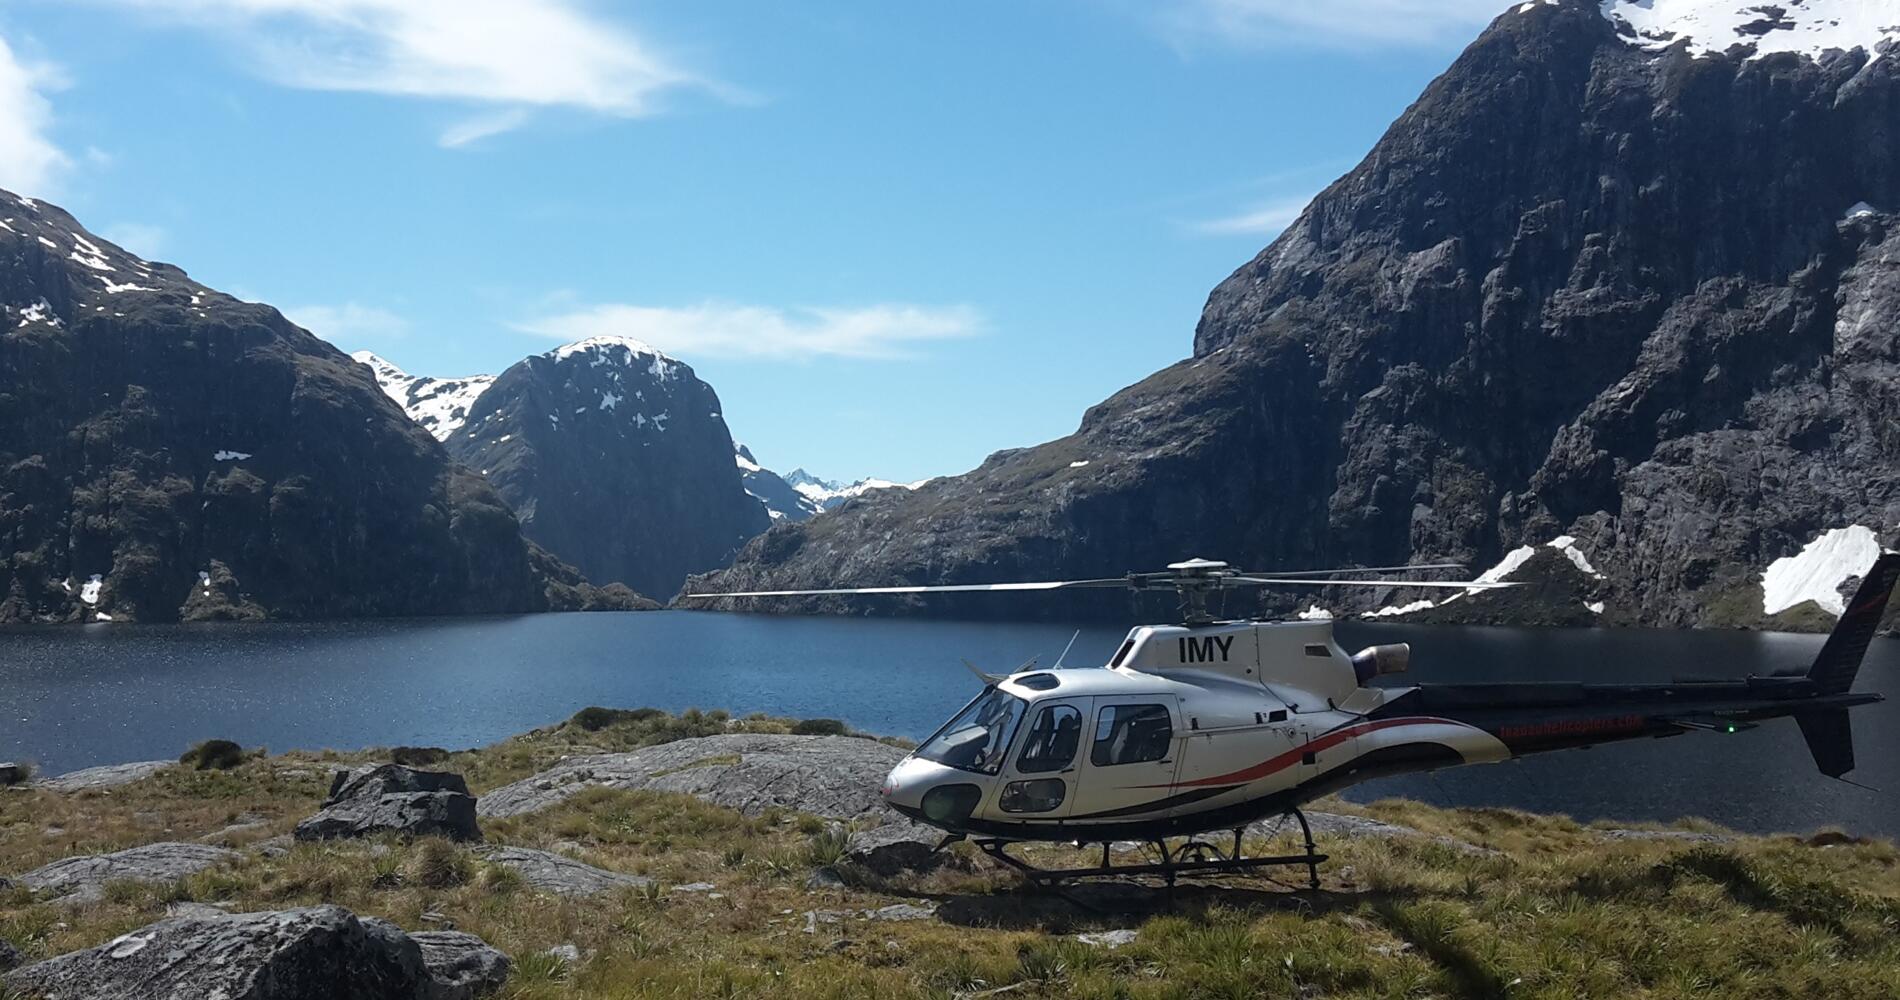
[791,718,848,737]
[409,839,471,889]
[179,739,245,770]
[390,746,449,766]
[570,706,665,732]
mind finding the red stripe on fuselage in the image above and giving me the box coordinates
[1134,716,1469,789]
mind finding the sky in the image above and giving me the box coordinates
[0,0,1514,483]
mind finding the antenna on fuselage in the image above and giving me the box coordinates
[1053,630,1081,669]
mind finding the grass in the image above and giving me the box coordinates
[4,711,1900,998]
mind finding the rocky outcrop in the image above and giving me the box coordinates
[735,445,820,523]
[479,733,905,821]
[33,760,171,791]
[409,931,511,1000]
[473,846,650,896]
[436,337,770,600]
[0,190,629,624]
[15,842,239,902]
[294,766,481,843]
[3,905,505,1000]
[692,0,1900,630]
[844,820,947,876]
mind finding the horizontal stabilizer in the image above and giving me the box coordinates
[1796,709,1856,778]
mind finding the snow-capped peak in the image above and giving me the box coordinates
[549,335,681,379]
[1596,0,1899,62]
[353,350,496,442]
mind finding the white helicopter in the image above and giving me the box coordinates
[687,554,1898,886]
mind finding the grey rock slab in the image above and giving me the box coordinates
[2,904,433,1000]
[473,846,650,897]
[34,760,171,792]
[865,903,936,922]
[411,930,511,1000]
[478,734,907,820]
[295,765,480,843]
[15,842,240,902]
[846,819,946,875]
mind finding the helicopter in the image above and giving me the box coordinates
[685,553,1899,887]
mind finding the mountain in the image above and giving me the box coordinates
[735,445,820,523]
[692,0,1900,631]
[350,352,493,441]
[0,190,641,624]
[782,469,931,512]
[426,336,770,600]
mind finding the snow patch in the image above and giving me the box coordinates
[599,391,621,411]
[1547,535,1603,578]
[199,570,212,594]
[1600,0,1900,63]
[0,218,14,234]
[735,450,762,473]
[101,277,154,294]
[80,574,102,605]
[550,335,680,380]
[68,249,113,272]
[1586,601,1606,615]
[1068,460,1091,468]
[1761,525,1883,616]
[1364,599,1435,619]
[352,351,496,441]
[213,450,252,461]
[17,299,58,328]
[1846,201,1879,219]
[93,612,114,622]
[1297,604,1334,621]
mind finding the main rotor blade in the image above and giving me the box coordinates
[1251,562,1470,577]
[680,578,1129,599]
[1229,577,1519,589]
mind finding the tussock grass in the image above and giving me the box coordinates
[5,712,1900,998]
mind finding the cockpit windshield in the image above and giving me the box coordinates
[915,687,1026,774]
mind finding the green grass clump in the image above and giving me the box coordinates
[178,739,245,771]
[790,718,849,737]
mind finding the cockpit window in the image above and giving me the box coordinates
[1015,704,1081,774]
[1091,704,1174,766]
[916,688,1026,775]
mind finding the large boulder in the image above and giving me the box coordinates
[473,846,650,897]
[2,905,454,999]
[15,842,239,902]
[844,820,948,876]
[410,931,511,1000]
[0,938,20,971]
[295,765,480,843]
[477,734,906,820]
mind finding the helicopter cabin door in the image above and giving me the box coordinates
[994,698,1090,822]
[1069,697,1184,822]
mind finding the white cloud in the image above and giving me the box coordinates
[102,0,714,131]
[518,301,983,361]
[1192,194,1314,237]
[0,35,70,197]
[101,222,168,258]
[1166,0,1513,48]
[282,301,410,345]
[438,108,530,149]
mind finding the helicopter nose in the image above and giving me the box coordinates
[880,757,945,810]
[883,757,987,829]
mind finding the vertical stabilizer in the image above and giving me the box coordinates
[1806,552,1900,696]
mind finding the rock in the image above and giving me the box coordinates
[1596,828,1733,845]
[15,842,239,902]
[295,765,480,843]
[1075,929,1138,949]
[544,943,581,964]
[845,820,946,875]
[410,931,511,1000]
[3,905,433,999]
[34,760,171,792]
[478,733,906,821]
[865,903,935,922]
[0,763,25,786]
[0,937,20,972]
[670,881,716,893]
[473,846,650,897]
[254,834,295,858]
[805,867,847,890]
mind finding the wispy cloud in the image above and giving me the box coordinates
[1164,0,1513,49]
[1191,194,1315,237]
[517,301,984,361]
[100,0,722,139]
[0,35,70,197]
[101,222,168,258]
[438,108,530,149]
[283,301,410,346]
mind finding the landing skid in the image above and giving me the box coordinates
[973,808,1327,890]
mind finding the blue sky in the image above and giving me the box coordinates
[0,1,1511,483]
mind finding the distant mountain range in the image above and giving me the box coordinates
[692,0,1900,633]
[0,191,640,624]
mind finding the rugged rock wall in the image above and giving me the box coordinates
[0,192,627,623]
[445,337,769,600]
[693,0,1900,627]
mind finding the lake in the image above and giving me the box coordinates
[3,612,1895,837]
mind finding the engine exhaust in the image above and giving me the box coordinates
[1352,643,1411,685]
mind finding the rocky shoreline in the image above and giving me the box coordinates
[2,708,1893,998]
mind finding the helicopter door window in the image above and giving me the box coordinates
[1015,704,1083,774]
[1091,704,1173,766]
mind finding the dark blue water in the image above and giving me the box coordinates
[2,612,1895,837]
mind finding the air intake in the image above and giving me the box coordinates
[1351,644,1411,685]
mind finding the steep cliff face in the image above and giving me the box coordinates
[692,0,1900,628]
[442,337,769,600]
[0,192,630,623]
